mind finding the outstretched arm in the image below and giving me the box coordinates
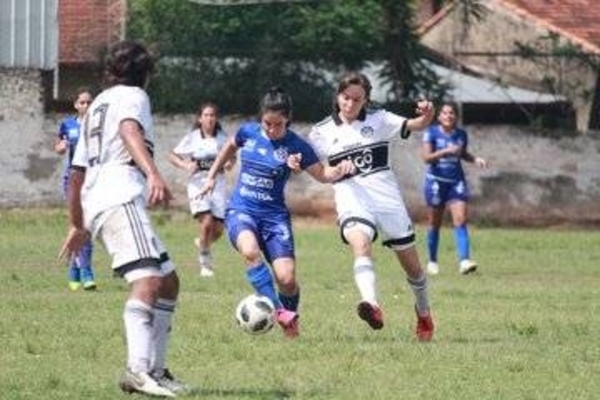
[406,100,435,132]
[199,136,238,197]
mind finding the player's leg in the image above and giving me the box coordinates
[380,204,434,341]
[424,177,445,275]
[99,201,176,397]
[449,200,477,274]
[195,212,215,277]
[448,180,477,274]
[226,211,283,310]
[78,239,97,290]
[340,217,383,330]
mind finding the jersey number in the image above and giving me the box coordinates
[87,103,108,166]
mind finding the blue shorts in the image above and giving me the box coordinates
[424,176,470,207]
[225,209,295,264]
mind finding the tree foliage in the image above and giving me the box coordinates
[127,0,459,119]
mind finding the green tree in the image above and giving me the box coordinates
[127,0,478,119]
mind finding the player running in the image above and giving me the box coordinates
[421,102,489,275]
[199,87,354,338]
[307,71,436,341]
[169,101,232,277]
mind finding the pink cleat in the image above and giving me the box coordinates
[276,308,299,338]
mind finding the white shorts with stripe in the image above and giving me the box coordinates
[95,198,175,282]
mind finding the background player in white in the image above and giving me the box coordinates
[59,40,188,397]
[421,102,489,276]
[307,71,436,341]
[200,87,354,338]
[54,87,97,291]
[169,101,232,277]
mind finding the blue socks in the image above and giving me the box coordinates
[454,224,470,261]
[246,263,283,309]
[426,228,440,262]
[279,291,300,312]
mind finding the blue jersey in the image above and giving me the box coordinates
[422,124,468,182]
[227,121,320,215]
[58,116,82,165]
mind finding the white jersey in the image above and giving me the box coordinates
[172,128,229,217]
[72,85,154,231]
[308,108,414,244]
[308,108,409,207]
[172,128,228,190]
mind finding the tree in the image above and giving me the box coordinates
[127,0,478,118]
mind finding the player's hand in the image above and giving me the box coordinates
[186,160,199,176]
[445,144,463,155]
[474,156,490,168]
[58,226,90,262]
[55,139,69,155]
[287,153,302,172]
[147,172,173,207]
[335,158,356,179]
[415,100,434,118]
[197,178,216,199]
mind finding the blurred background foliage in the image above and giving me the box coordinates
[127,0,466,120]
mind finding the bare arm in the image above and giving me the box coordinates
[120,119,172,207]
[58,167,89,261]
[199,136,239,196]
[168,151,198,175]
[288,153,355,183]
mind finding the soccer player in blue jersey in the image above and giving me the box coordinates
[199,87,354,338]
[421,102,489,276]
[54,87,97,291]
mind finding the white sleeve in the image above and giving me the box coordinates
[71,127,88,168]
[382,110,409,139]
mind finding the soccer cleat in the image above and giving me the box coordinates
[199,266,214,278]
[68,281,81,291]
[276,308,299,338]
[426,261,440,276]
[415,308,435,342]
[82,280,97,291]
[357,301,384,330]
[459,259,478,275]
[151,368,193,395]
[119,369,176,397]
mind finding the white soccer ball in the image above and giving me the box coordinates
[235,294,276,335]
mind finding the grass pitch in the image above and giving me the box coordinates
[0,208,598,399]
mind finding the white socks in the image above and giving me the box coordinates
[354,256,377,305]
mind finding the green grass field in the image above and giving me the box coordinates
[0,208,598,399]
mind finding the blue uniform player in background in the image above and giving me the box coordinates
[200,87,354,338]
[54,87,97,291]
[421,102,489,276]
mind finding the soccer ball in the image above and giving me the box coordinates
[235,294,276,334]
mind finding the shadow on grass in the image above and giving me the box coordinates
[187,386,297,399]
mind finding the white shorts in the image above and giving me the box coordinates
[96,199,175,283]
[187,176,227,219]
[334,179,415,249]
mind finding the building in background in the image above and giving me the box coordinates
[418,0,600,133]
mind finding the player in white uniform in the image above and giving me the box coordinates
[169,102,231,277]
[307,72,436,341]
[59,41,188,397]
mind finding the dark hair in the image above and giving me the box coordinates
[105,40,154,88]
[333,71,372,114]
[439,101,460,117]
[192,101,222,136]
[259,86,293,120]
[73,86,94,101]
